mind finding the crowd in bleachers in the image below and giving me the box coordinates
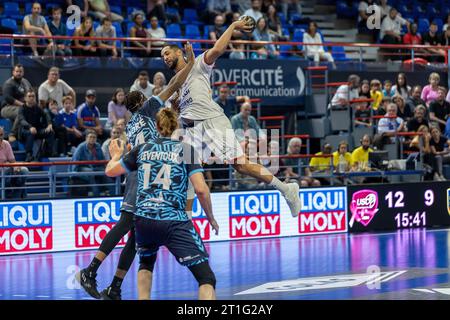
[0,0,347,62]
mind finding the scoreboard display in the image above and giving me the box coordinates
[347,181,450,232]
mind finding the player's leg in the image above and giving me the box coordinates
[166,220,215,300]
[203,116,302,217]
[137,253,157,300]
[76,210,134,298]
[100,228,137,300]
[188,262,216,300]
[186,180,195,218]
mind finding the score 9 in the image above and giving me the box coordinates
[424,189,434,206]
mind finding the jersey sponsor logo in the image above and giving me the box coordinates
[229,192,280,238]
[349,190,379,227]
[299,188,347,234]
[191,197,210,240]
[74,199,129,248]
[0,203,53,253]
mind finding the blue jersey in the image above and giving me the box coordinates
[120,138,203,221]
[125,96,164,148]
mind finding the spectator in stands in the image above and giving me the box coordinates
[444,13,450,32]
[77,89,106,140]
[378,0,391,18]
[422,22,445,63]
[407,85,427,114]
[429,87,450,132]
[377,95,391,116]
[22,2,54,57]
[408,124,438,181]
[309,143,333,184]
[130,13,152,57]
[351,134,373,172]
[245,0,263,22]
[73,16,97,56]
[106,88,130,130]
[443,26,450,46]
[370,79,383,111]
[303,21,334,65]
[71,129,111,196]
[358,0,378,40]
[330,74,360,108]
[101,126,125,160]
[206,0,233,25]
[283,137,320,187]
[235,0,251,14]
[130,71,155,99]
[38,67,76,110]
[209,15,227,42]
[88,0,124,22]
[374,102,405,149]
[333,141,352,173]
[48,7,72,57]
[252,17,280,59]
[152,72,167,95]
[234,138,261,190]
[215,85,251,118]
[56,95,83,156]
[147,0,178,27]
[1,64,32,123]
[358,79,371,106]
[354,100,373,128]
[231,102,265,145]
[14,89,55,162]
[279,0,302,19]
[392,94,412,121]
[382,80,394,98]
[147,16,167,57]
[421,73,441,107]
[430,125,450,181]
[403,23,423,54]
[392,73,411,100]
[0,126,29,199]
[260,139,281,178]
[266,4,286,41]
[115,118,128,143]
[406,105,428,133]
[380,8,409,60]
[95,17,118,58]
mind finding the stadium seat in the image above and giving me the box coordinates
[0,118,12,136]
[166,23,182,38]
[336,1,348,19]
[331,46,349,61]
[185,24,201,39]
[182,8,200,25]
[2,2,21,20]
[109,5,122,15]
[418,18,430,34]
[433,18,444,32]
[1,18,18,33]
[25,2,33,14]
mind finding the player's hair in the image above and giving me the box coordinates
[124,91,145,113]
[163,44,182,52]
[62,95,73,104]
[156,107,178,137]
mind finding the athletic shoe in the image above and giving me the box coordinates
[75,269,101,299]
[284,183,301,217]
[100,287,122,300]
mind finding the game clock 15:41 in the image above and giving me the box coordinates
[347,182,450,232]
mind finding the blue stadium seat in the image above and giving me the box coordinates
[185,24,201,39]
[109,5,122,15]
[426,4,440,21]
[336,1,348,19]
[25,2,33,14]
[1,18,18,33]
[0,118,12,136]
[278,12,289,27]
[3,2,21,19]
[45,3,59,13]
[331,46,349,61]
[282,27,290,38]
[166,23,182,38]
[433,18,444,32]
[418,18,429,34]
[112,21,123,36]
[182,8,199,24]
[293,28,304,41]
[279,44,293,57]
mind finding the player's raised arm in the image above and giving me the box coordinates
[204,18,254,65]
[105,139,133,177]
[158,42,195,102]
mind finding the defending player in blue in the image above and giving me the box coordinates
[105,107,219,300]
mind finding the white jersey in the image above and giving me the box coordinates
[178,53,224,121]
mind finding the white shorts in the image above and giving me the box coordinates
[183,115,244,163]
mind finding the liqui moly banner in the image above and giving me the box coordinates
[0,188,348,255]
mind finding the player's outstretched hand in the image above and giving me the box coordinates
[109,138,124,159]
[184,42,195,64]
[209,217,219,236]
[232,19,254,33]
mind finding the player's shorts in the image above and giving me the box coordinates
[181,115,244,163]
[135,216,209,267]
[120,171,138,213]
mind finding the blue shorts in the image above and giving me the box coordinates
[135,216,209,267]
[120,171,138,213]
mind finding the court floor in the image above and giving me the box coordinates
[1,228,450,300]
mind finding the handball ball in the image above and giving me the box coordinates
[239,15,256,33]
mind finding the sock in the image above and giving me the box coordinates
[186,211,193,219]
[110,276,123,290]
[87,257,102,274]
[269,176,288,194]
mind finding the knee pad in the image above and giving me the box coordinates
[138,254,157,272]
[189,262,216,288]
